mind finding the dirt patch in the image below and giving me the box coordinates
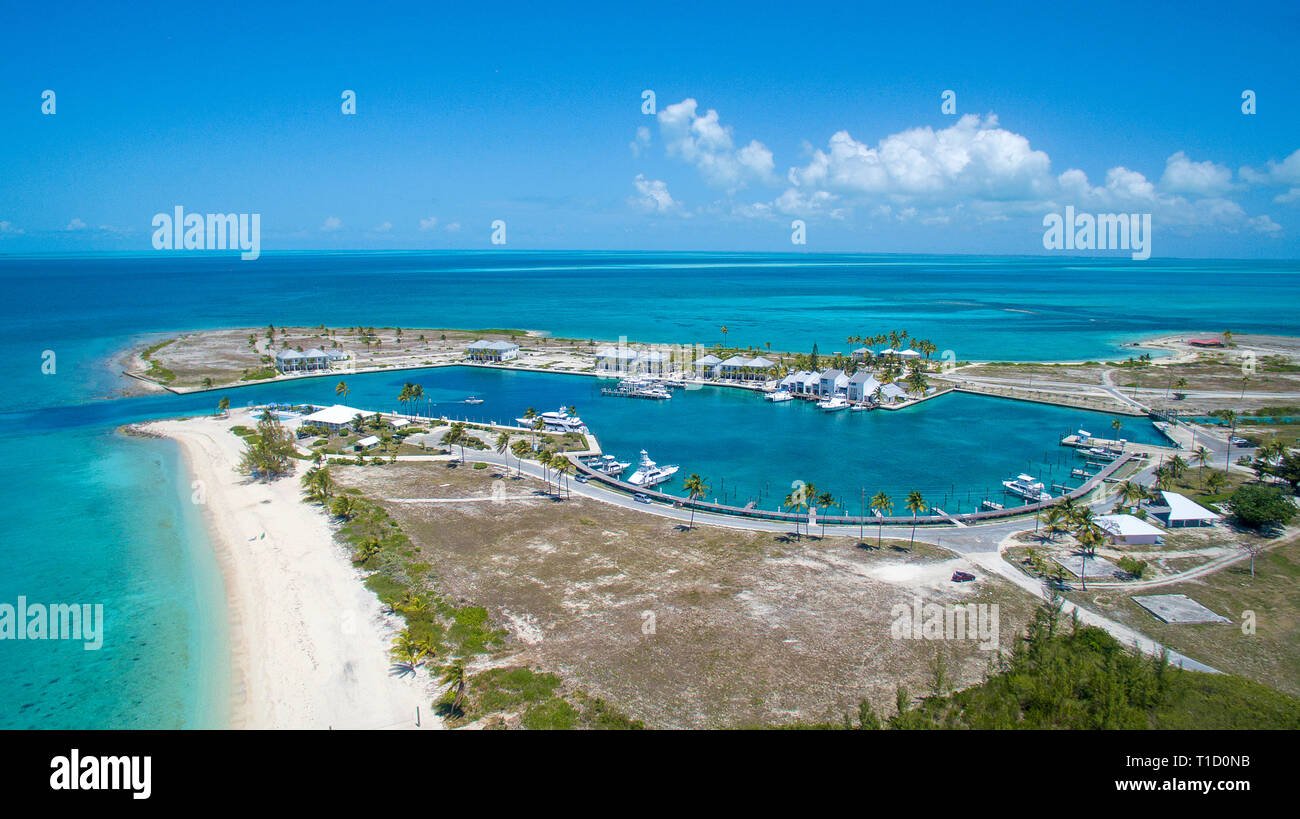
[332,460,1039,727]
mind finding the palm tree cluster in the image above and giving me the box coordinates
[300,465,335,504]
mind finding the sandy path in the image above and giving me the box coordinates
[146,415,439,730]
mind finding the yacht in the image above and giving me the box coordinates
[626,449,679,487]
[591,454,630,476]
[850,403,873,412]
[765,389,793,402]
[1002,474,1052,502]
[816,395,849,411]
[515,406,588,433]
[464,396,483,404]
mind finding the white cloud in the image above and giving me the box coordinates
[1241,148,1300,187]
[629,174,683,215]
[0,220,22,235]
[657,98,777,191]
[787,114,1053,202]
[65,218,87,231]
[444,222,462,232]
[372,221,393,232]
[321,216,343,232]
[1159,151,1234,195]
[1274,188,1300,204]
[1250,215,1282,234]
[418,216,438,231]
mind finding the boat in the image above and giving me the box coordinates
[591,454,630,476]
[515,406,588,433]
[464,396,483,404]
[601,378,672,400]
[1002,473,1052,502]
[816,395,849,411]
[626,449,679,487]
[850,403,873,412]
[765,389,793,402]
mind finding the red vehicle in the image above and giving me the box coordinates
[951,571,976,583]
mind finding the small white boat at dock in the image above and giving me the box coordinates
[626,449,679,487]
[816,395,849,411]
[765,389,793,402]
[1002,473,1052,502]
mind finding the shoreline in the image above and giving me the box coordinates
[141,415,437,730]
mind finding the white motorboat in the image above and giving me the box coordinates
[592,454,630,476]
[850,403,872,412]
[1002,473,1052,502]
[765,389,793,402]
[464,396,483,404]
[626,449,679,487]
[816,395,849,411]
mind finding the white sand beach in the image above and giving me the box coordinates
[145,415,438,730]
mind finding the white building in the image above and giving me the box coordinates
[693,354,723,378]
[847,371,880,403]
[353,435,381,451]
[719,355,753,380]
[1154,491,1222,528]
[878,383,908,404]
[467,339,520,362]
[1096,514,1165,545]
[818,369,849,396]
[302,404,367,432]
[275,347,330,372]
[795,371,821,395]
[595,346,638,373]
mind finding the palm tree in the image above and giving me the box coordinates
[439,660,468,717]
[783,483,813,540]
[300,466,334,503]
[1222,409,1238,469]
[720,326,729,347]
[523,407,538,447]
[537,449,554,494]
[682,474,709,530]
[217,396,230,417]
[1193,446,1211,484]
[870,491,892,547]
[1168,455,1188,481]
[1152,464,1172,490]
[1205,470,1228,495]
[551,455,573,499]
[1043,504,1069,542]
[1110,417,1123,444]
[335,381,349,400]
[815,491,836,538]
[905,490,926,547]
[410,383,425,417]
[510,440,530,477]
[495,432,510,472]
[329,494,360,520]
[1118,480,1146,514]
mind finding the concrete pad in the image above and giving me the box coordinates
[1132,594,1231,624]
[1053,553,1122,579]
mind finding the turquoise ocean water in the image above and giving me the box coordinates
[0,251,1295,728]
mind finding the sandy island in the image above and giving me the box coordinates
[143,415,438,730]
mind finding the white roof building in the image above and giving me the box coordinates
[898,348,921,359]
[878,383,908,402]
[1157,491,1222,527]
[747,356,775,370]
[1096,514,1165,545]
[354,435,381,450]
[302,404,367,427]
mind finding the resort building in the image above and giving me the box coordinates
[275,347,331,372]
[847,371,881,403]
[632,350,669,374]
[595,346,639,373]
[326,348,350,364]
[878,382,908,404]
[719,355,753,380]
[1151,491,1222,528]
[897,348,922,361]
[851,347,871,361]
[466,339,520,362]
[353,435,381,451]
[693,354,723,379]
[795,371,821,395]
[1096,514,1165,546]
[746,356,776,380]
[302,404,367,432]
[818,369,849,397]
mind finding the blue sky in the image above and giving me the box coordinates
[2,0,1298,257]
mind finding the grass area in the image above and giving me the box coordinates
[140,338,177,383]
[307,483,643,729]
[1062,531,1300,699]
[239,366,278,381]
